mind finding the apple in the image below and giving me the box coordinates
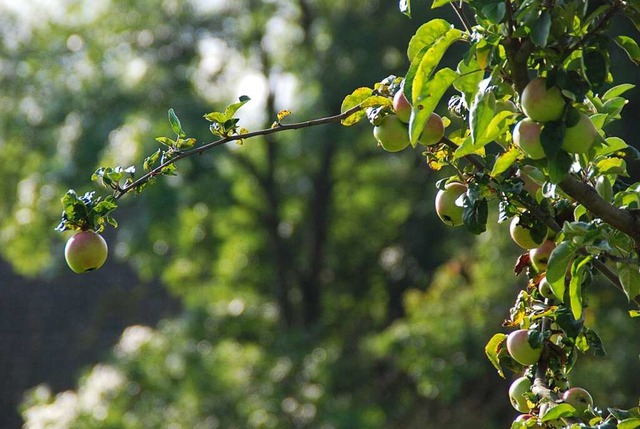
[510,216,548,249]
[496,99,518,113]
[521,77,566,123]
[65,230,108,273]
[509,376,532,413]
[393,90,411,123]
[435,182,467,227]
[417,112,445,146]
[373,115,411,152]
[513,118,545,160]
[538,276,555,300]
[562,112,598,154]
[529,239,555,272]
[562,387,593,414]
[506,329,542,366]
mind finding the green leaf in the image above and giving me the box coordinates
[399,0,411,17]
[546,241,578,302]
[540,403,577,422]
[431,0,457,9]
[407,19,453,62]
[224,95,251,118]
[484,333,507,378]
[596,157,627,175]
[582,49,609,90]
[603,83,636,100]
[555,306,583,338]
[168,108,186,138]
[548,150,573,184]
[531,11,551,47]
[540,121,565,160]
[462,195,488,235]
[619,418,640,429]
[409,68,458,145]
[469,84,495,146]
[340,87,373,126]
[454,57,484,108]
[569,255,592,321]
[490,145,520,177]
[584,328,606,357]
[618,263,640,302]
[594,136,628,157]
[615,36,640,65]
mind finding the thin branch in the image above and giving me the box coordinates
[114,104,364,199]
[449,2,472,33]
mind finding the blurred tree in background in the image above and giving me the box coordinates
[0,0,638,428]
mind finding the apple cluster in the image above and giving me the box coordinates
[372,82,445,153]
[514,77,600,159]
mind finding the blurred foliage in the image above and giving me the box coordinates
[0,0,638,428]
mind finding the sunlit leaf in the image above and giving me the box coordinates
[168,108,186,138]
[409,68,458,145]
[484,333,507,378]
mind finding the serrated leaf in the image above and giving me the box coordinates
[490,145,521,176]
[409,68,458,145]
[340,87,373,126]
[407,20,453,60]
[531,11,551,47]
[615,36,640,65]
[484,333,507,378]
[546,241,578,302]
[618,263,640,302]
[168,108,186,138]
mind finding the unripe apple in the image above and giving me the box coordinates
[393,90,411,124]
[521,77,566,123]
[417,112,445,146]
[65,230,108,273]
[506,329,542,366]
[435,182,467,227]
[513,118,545,160]
[373,115,411,152]
[509,376,532,413]
[562,387,593,414]
[510,216,548,249]
[562,112,598,154]
[529,239,555,272]
[538,276,555,300]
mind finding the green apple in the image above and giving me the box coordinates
[538,276,555,300]
[529,239,555,272]
[562,112,598,154]
[513,118,545,160]
[510,216,548,249]
[509,376,532,413]
[435,182,467,227]
[65,230,108,273]
[562,387,593,414]
[373,115,410,152]
[417,112,445,146]
[393,90,411,124]
[521,77,566,123]
[506,329,542,366]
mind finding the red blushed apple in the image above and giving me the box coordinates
[513,118,545,160]
[562,387,593,414]
[529,239,555,272]
[65,230,108,273]
[393,90,411,124]
[417,112,445,146]
[506,329,542,366]
[373,115,411,152]
[562,112,598,154]
[435,182,467,227]
[521,77,566,123]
